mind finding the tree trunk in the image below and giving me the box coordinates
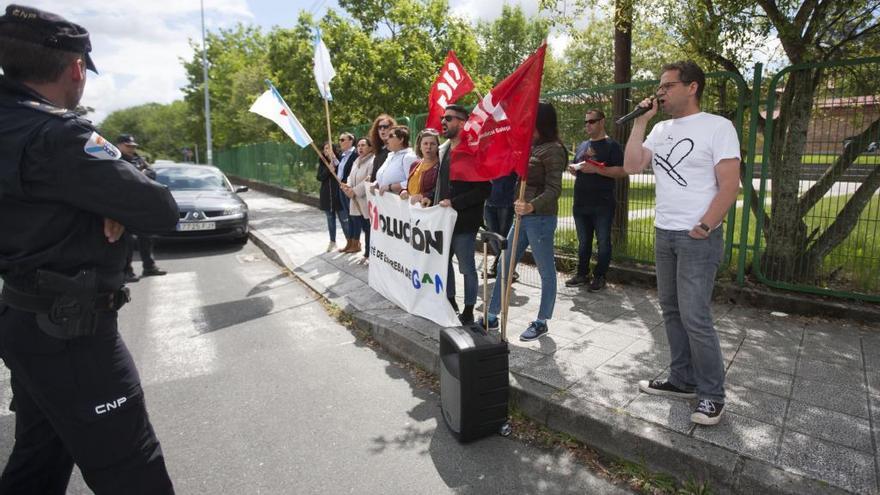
[612,0,632,249]
[760,68,819,281]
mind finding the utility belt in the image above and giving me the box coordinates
[1,269,130,339]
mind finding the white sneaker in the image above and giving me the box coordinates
[326,241,336,252]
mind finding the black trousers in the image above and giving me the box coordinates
[0,304,174,494]
[125,234,156,274]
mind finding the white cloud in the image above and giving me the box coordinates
[19,0,253,124]
[450,0,542,21]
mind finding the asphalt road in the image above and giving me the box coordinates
[0,240,629,495]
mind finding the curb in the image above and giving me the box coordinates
[247,227,854,495]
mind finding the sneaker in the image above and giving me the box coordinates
[519,320,548,342]
[477,314,499,331]
[487,266,497,279]
[638,379,697,399]
[511,271,519,283]
[588,275,606,292]
[326,241,336,252]
[691,399,724,425]
[124,271,140,283]
[565,274,589,287]
[142,266,167,277]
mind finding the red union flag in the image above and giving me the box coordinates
[450,43,546,182]
[425,51,475,132]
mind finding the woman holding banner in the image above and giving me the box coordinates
[368,114,396,182]
[375,126,418,194]
[342,138,375,261]
[400,129,441,207]
[479,102,567,342]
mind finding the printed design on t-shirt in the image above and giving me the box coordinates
[654,138,693,187]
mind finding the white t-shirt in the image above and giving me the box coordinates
[375,148,418,188]
[644,112,740,230]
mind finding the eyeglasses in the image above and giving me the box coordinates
[442,115,463,122]
[584,118,602,124]
[338,137,349,142]
[377,124,390,130]
[657,81,686,92]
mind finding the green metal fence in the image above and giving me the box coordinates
[752,57,880,302]
[215,58,880,302]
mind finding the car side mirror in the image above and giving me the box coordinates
[235,185,249,193]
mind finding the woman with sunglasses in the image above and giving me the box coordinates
[316,141,347,252]
[342,137,375,261]
[479,102,567,342]
[368,114,396,182]
[400,129,441,207]
[374,125,417,195]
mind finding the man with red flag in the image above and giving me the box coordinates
[425,51,474,132]
[436,104,490,325]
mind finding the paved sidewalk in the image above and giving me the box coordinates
[243,189,878,494]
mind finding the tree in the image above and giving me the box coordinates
[543,0,880,285]
[100,101,195,161]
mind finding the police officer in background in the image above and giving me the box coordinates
[0,4,177,494]
[117,133,167,281]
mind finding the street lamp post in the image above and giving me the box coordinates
[200,0,213,165]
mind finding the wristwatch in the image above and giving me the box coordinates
[699,222,712,233]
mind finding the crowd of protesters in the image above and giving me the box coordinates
[315,60,740,426]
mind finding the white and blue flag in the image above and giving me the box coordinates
[249,80,313,148]
[313,28,336,101]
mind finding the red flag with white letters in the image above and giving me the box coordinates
[450,43,546,181]
[425,51,475,132]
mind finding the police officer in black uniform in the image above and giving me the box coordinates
[0,4,176,494]
[116,134,167,281]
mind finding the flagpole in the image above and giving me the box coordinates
[309,140,343,186]
[500,180,527,341]
[323,97,333,148]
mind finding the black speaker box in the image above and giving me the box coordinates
[440,326,510,442]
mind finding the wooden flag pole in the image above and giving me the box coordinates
[500,180,527,341]
[323,97,333,151]
[309,140,343,186]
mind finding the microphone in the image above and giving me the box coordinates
[615,99,655,125]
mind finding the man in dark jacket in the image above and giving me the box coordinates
[0,5,177,493]
[437,104,490,324]
[117,134,167,281]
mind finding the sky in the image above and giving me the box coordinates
[14,0,560,124]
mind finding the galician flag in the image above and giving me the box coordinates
[249,80,313,148]
[313,28,336,101]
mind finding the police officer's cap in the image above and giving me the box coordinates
[116,134,139,146]
[0,4,98,73]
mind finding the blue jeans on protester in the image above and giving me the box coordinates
[488,215,558,320]
[324,209,350,243]
[338,190,359,239]
[354,216,371,256]
[573,202,614,277]
[484,205,514,254]
[654,227,725,403]
[446,232,478,306]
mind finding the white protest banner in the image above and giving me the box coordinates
[366,188,460,328]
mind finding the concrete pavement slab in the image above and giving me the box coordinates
[243,187,880,494]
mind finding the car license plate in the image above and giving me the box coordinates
[177,222,216,231]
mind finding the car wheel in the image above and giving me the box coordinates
[233,235,248,245]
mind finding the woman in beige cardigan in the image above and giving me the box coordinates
[341,137,375,261]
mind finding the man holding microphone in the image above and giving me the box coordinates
[623,61,740,426]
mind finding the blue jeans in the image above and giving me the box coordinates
[338,189,357,239]
[655,227,725,403]
[446,232,478,306]
[353,216,371,256]
[484,205,514,256]
[324,209,350,243]
[573,203,614,277]
[489,215,558,320]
